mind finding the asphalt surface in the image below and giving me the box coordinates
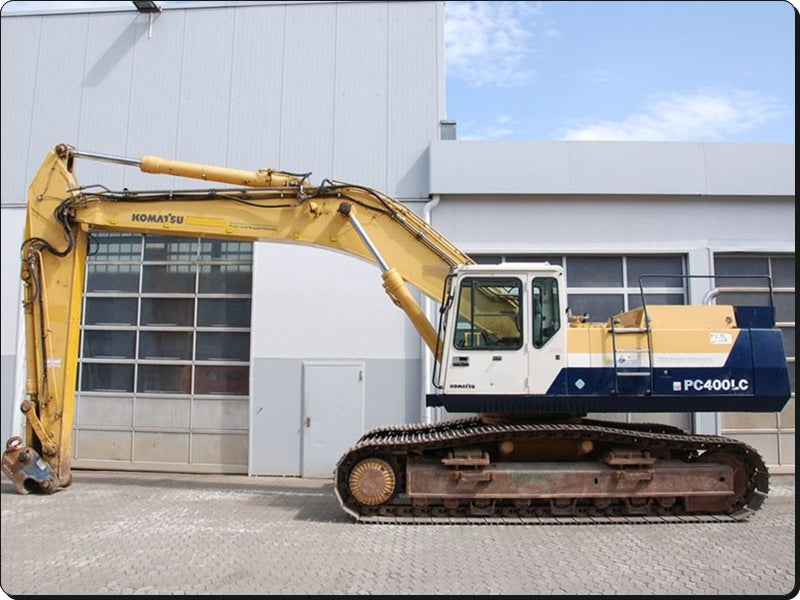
[1,470,796,596]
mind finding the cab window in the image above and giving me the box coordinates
[453,278,522,350]
[533,277,560,348]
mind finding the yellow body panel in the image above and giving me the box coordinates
[567,305,741,369]
[614,305,737,329]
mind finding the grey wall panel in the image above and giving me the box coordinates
[0,16,41,204]
[191,432,249,467]
[279,3,337,177]
[76,429,132,461]
[1,355,16,442]
[135,397,191,428]
[250,357,421,476]
[430,141,571,195]
[76,12,144,190]
[2,6,434,185]
[124,10,193,190]
[704,143,795,195]
[72,392,249,472]
[174,9,236,166]
[332,2,389,190]
[1,210,25,441]
[192,398,250,430]
[363,358,422,427]
[24,15,88,186]
[433,196,795,254]
[3,2,441,198]
[77,396,135,428]
[429,140,795,198]
[0,209,24,354]
[387,1,441,198]
[565,142,707,195]
[135,431,190,463]
[226,5,286,171]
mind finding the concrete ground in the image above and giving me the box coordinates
[1,470,796,596]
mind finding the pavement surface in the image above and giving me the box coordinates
[1,470,796,596]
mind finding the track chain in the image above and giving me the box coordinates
[334,417,769,525]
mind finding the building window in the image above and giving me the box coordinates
[79,232,253,396]
[714,253,795,471]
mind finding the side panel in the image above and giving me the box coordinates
[430,311,790,415]
[445,350,527,395]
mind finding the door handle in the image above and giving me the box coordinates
[305,416,311,427]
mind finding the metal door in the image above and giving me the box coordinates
[302,361,365,478]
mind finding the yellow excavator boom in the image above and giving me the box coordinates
[4,143,472,492]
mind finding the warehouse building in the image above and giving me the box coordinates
[0,1,794,479]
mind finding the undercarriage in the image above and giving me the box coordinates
[334,417,769,524]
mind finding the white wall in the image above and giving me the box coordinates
[432,196,794,256]
[251,243,421,360]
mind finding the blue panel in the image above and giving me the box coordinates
[428,323,791,415]
[734,305,775,328]
[427,391,791,414]
[751,328,792,399]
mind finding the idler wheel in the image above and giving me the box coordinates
[697,450,749,504]
[348,458,397,506]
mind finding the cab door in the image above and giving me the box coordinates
[528,275,567,394]
[444,276,528,395]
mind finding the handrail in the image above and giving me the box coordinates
[635,273,777,330]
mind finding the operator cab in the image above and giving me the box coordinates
[434,263,567,403]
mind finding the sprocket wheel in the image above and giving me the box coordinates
[348,457,397,506]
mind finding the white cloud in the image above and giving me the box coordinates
[558,89,785,141]
[445,1,544,87]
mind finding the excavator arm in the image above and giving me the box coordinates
[2,143,472,493]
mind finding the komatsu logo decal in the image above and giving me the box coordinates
[449,383,476,389]
[131,212,185,225]
[673,378,749,392]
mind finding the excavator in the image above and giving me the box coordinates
[1,143,791,523]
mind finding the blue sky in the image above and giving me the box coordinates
[2,0,795,142]
[445,1,795,141]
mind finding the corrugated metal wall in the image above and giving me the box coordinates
[0,1,443,201]
[0,1,445,475]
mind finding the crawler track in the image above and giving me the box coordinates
[333,417,769,524]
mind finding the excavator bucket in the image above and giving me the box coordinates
[1,436,58,495]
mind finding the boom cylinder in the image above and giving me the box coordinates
[382,268,441,358]
[338,202,442,358]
